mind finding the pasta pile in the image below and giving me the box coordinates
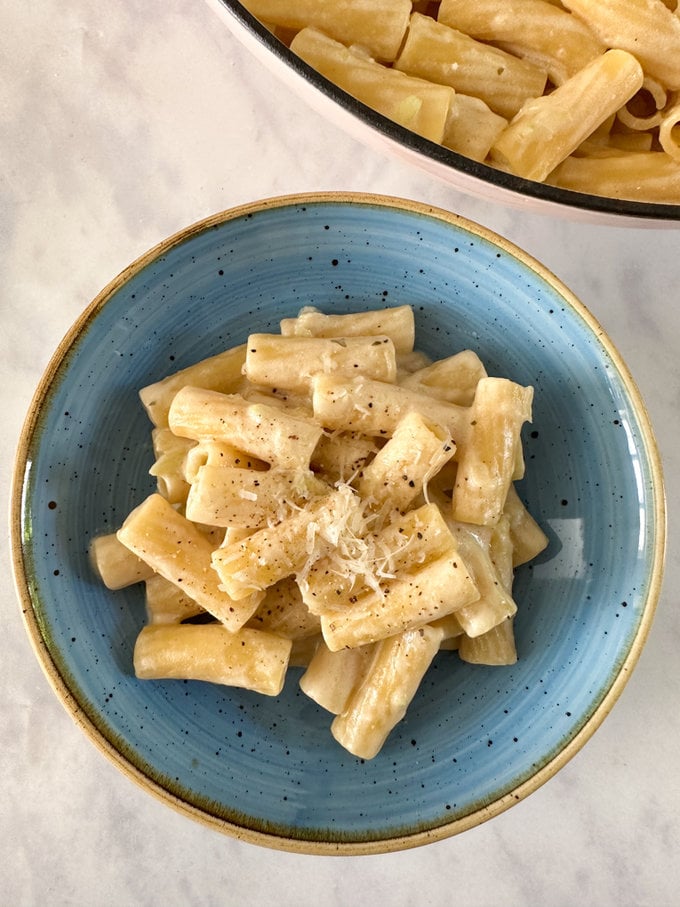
[91,305,548,759]
[240,0,680,204]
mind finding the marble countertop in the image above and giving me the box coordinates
[2,2,678,905]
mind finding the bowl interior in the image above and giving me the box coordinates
[212,0,680,224]
[13,194,664,853]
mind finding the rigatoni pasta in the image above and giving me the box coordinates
[490,49,644,182]
[290,26,455,144]
[92,304,548,758]
[238,0,680,204]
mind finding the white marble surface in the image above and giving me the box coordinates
[2,2,679,905]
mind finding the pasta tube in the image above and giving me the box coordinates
[241,0,411,62]
[320,548,480,651]
[117,493,263,631]
[310,431,378,485]
[299,640,376,714]
[280,305,415,355]
[356,411,455,512]
[168,387,323,469]
[185,463,327,529]
[491,50,644,182]
[89,532,154,590]
[395,13,547,120]
[489,514,515,591]
[547,150,680,202]
[452,377,533,526]
[211,486,363,600]
[446,522,517,637]
[399,348,487,406]
[458,618,518,665]
[139,345,246,428]
[289,27,455,144]
[561,0,680,90]
[330,625,444,759]
[442,94,508,163]
[311,374,470,446]
[183,439,267,485]
[246,577,322,640]
[149,427,195,504]
[244,333,397,392]
[133,624,292,696]
[144,573,205,625]
[437,0,606,86]
[503,484,549,567]
[301,502,457,614]
[658,104,680,163]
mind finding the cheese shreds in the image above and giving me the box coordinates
[97,303,544,761]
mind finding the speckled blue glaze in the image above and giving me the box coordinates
[14,195,664,852]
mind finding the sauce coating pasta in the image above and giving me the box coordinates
[241,0,680,204]
[92,305,548,759]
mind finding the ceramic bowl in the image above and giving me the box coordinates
[11,193,665,854]
[207,0,680,227]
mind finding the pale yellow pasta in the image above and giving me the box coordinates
[185,463,326,529]
[491,50,644,182]
[280,304,415,354]
[399,348,487,406]
[547,150,680,202]
[310,430,378,484]
[452,377,534,526]
[659,103,680,161]
[503,484,550,567]
[244,333,398,393]
[211,487,361,601]
[561,0,680,90]
[184,439,268,485]
[301,502,457,614]
[139,344,246,428]
[133,624,292,696]
[616,77,668,132]
[97,304,548,758]
[442,94,508,163]
[458,618,518,665]
[289,27,455,144]
[489,514,515,591]
[299,640,376,714]
[430,611,465,645]
[247,577,322,640]
[320,547,480,651]
[144,573,205,624]
[117,492,264,631]
[578,133,655,158]
[89,532,154,590]
[289,635,323,668]
[356,411,455,512]
[311,374,469,446]
[330,625,444,759]
[395,348,432,378]
[437,0,606,86]
[239,0,680,203]
[395,13,548,119]
[168,386,323,470]
[149,427,195,505]
[242,0,411,61]
[445,522,517,638]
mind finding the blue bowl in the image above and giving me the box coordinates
[11,193,665,854]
